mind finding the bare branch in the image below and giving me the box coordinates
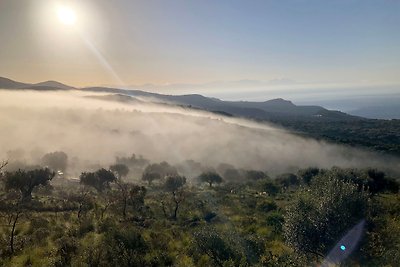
[0,160,8,171]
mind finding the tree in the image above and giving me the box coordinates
[162,175,186,220]
[318,167,399,195]
[4,168,55,201]
[198,171,223,187]
[110,164,129,179]
[116,154,149,170]
[141,172,161,186]
[128,185,147,216]
[41,151,68,172]
[141,161,178,185]
[297,167,320,185]
[67,190,94,221]
[164,175,186,192]
[80,168,116,193]
[276,173,300,188]
[113,180,146,219]
[283,173,369,262]
[110,164,132,219]
[361,194,400,265]
[245,170,268,181]
[262,180,280,196]
[365,169,399,195]
[223,168,242,183]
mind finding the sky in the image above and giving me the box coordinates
[0,0,399,98]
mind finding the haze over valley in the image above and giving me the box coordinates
[1,1,399,266]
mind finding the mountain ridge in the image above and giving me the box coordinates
[0,77,75,90]
[0,76,360,121]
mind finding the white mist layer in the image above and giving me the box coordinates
[0,90,398,176]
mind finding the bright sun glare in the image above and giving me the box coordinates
[57,6,76,26]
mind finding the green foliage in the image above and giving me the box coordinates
[54,236,78,267]
[80,168,116,192]
[4,168,55,201]
[261,180,280,196]
[97,227,148,266]
[77,218,95,237]
[193,227,244,266]
[322,167,400,195]
[198,171,223,187]
[110,163,129,179]
[116,153,149,170]
[266,211,284,234]
[360,194,400,266]
[297,167,320,185]
[142,161,178,185]
[283,173,369,260]
[245,170,268,181]
[276,173,300,188]
[142,171,161,185]
[0,163,398,266]
[257,200,278,213]
[164,175,186,192]
[162,175,186,220]
[274,119,400,155]
[366,168,399,194]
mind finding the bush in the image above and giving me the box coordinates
[77,218,95,237]
[284,173,369,261]
[257,200,278,213]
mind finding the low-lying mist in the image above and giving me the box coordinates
[1,90,399,178]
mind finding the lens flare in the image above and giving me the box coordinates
[321,220,365,267]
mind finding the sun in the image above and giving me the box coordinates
[57,6,76,26]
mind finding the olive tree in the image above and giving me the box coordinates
[283,173,369,262]
[162,175,186,220]
[110,164,129,179]
[142,161,178,185]
[80,169,117,219]
[80,168,116,193]
[198,171,223,188]
[4,168,55,202]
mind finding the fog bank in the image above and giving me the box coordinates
[0,90,398,177]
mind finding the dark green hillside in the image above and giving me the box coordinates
[272,118,400,155]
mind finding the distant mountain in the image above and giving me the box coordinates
[0,77,30,89]
[83,86,359,122]
[0,77,74,90]
[30,80,75,90]
[0,76,360,121]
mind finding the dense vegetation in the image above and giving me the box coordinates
[271,118,400,156]
[0,155,399,267]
